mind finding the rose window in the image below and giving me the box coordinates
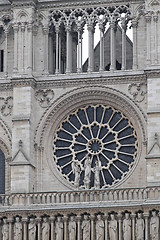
[53,105,138,189]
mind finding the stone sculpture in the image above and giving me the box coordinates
[84,156,92,189]
[136,213,144,240]
[123,213,131,240]
[82,215,90,240]
[150,210,159,240]
[14,217,22,240]
[94,161,100,189]
[96,214,104,240]
[42,217,50,240]
[28,218,36,240]
[72,161,81,188]
[68,216,76,240]
[2,219,9,240]
[55,216,63,240]
[109,214,118,240]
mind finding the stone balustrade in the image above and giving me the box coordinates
[0,186,160,207]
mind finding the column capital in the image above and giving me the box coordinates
[65,24,72,32]
[153,15,158,22]
[21,23,26,32]
[27,23,33,32]
[99,22,104,32]
[132,19,138,28]
[87,23,95,32]
[76,215,81,222]
[50,216,55,222]
[42,27,49,35]
[130,213,136,219]
[145,15,152,23]
[22,218,28,223]
[143,212,149,218]
[8,217,14,223]
[63,215,68,222]
[13,23,19,32]
[36,217,41,223]
[90,215,95,221]
[109,21,116,29]
[55,24,60,33]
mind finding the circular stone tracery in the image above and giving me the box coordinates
[53,104,138,189]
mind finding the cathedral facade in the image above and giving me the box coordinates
[0,0,160,239]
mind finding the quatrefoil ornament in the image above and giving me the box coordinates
[35,89,55,108]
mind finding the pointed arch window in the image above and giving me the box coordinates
[0,150,5,194]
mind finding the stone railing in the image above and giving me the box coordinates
[0,186,160,207]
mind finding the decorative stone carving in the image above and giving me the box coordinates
[42,217,50,240]
[0,97,13,116]
[72,161,81,188]
[123,213,131,240]
[96,214,104,240]
[84,156,92,189]
[28,218,36,240]
[128,83,147,103]
[150,210,159,240]
[68,216,76,240]
[136,213,144,240]
[2,219,9,240]
[55,216,63,240]
[35,89,54,108]
[94,160,100,189]
[82,215,90,240]
[109,214,118,240]
[13,217,22,240]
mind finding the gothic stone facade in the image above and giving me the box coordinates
[0,0,160,239]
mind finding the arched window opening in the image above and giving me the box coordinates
[0,150,5,194]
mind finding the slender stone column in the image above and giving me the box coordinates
[145,15,152,67]
[104,213,108,240]
[87,24,94,72]
[4,29,8,77]
[144,212,149,240]
[131,213,136,240]
[13,24,19,73]
[117,213,122,240]
[33,26,38,73]
[43,27,49,74]
[27,22,33,75]
[110,21,116,71]
[99,23,104,72]
[153,15,158,64]
[132,19,138,70]
[8,217,13,240]
[55,25,60,74]
[90,215,94,240]
[21,23,25,73]
[22,218,28,240]
[50,216,55,240]
[63,215,68,240]
[36,217,41,240]
[77,215,81,240]
[66,25,72,74]
[77,25,82,73]
[121,19,127,70]
[59,33,61,73]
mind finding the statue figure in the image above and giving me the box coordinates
[42,217,50,240]
[72,161,81,188]
[2,219,9,240]
[68,216,76,240]
[14,217,22,240]
[28,218,36,240]
[55,216,63,240]
[109,214,117,240]
[84,156,92,189]
[82,215,90,240]
[136,213,144,240]
[94,161,100,189]
[123,213,131,240]
[96,214,104,240]
[150,210,159,240]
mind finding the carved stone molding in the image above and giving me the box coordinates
[0,96,13,116]
[35,89,55,108]
[128,82,147,103]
